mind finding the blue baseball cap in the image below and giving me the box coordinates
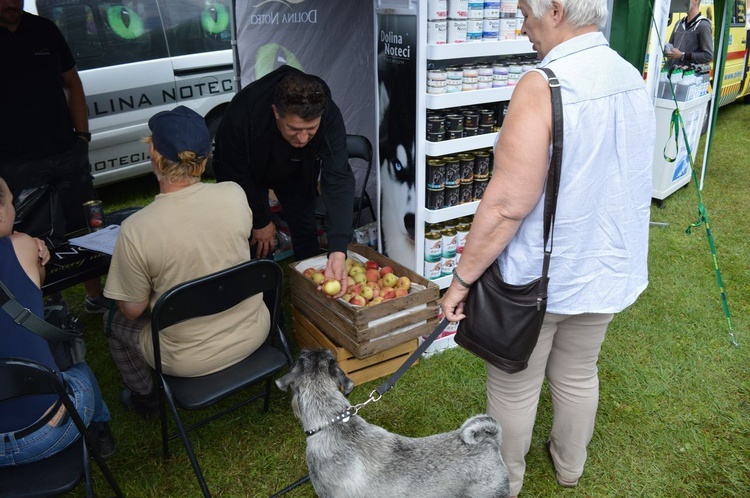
[148,106,210,162]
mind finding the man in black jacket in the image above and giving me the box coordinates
[213,65,354,297]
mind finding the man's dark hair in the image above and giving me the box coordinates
[274,72,327,121]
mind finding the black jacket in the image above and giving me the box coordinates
[213,65,354,254]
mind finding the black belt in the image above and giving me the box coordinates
[12,399,63,439]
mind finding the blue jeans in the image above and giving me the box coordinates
[0,362,110,466]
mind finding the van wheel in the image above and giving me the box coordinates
[204,114,223,178]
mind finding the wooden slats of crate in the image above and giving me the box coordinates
[292,307,418,386]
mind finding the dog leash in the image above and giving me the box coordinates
[269,318,450,497]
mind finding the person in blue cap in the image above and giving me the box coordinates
[102,106,271,418]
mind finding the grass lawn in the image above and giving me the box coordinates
[63,100,749,497]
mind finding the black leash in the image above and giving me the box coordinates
[270,318,450,497]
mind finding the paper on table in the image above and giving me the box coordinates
[67,224,120,255]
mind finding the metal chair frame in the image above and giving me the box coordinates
[0,358,123,498]
[150,258,293,497]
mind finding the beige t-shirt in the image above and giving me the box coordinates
[104,181,270,377]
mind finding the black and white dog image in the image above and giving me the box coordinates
[276,349,510,498]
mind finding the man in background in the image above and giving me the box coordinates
[666,0,714,68]
[0,0,108,312]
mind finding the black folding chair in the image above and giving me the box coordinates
[0,358,123,498]
[150,258,293,497]
[315,134,376,229]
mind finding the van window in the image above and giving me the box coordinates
[37,0,169,70]
[158,0,232,56]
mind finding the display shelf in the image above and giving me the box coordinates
[426,87,514,109]
[425,132,497,157]
[424,201,480,224]
[426,39,534,60]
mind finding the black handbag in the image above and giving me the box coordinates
[455,67,563,374]
[13,185,67,249]
[0,280,86,371]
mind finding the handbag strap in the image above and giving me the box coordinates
[537,67,563,279]
[0,279,82,341]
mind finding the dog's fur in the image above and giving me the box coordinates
[276,349,510,498]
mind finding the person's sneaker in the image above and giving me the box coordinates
[120,388,160,419]
[83,294,113,314]
[87,421,116,460]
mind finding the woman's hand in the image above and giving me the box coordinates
[33,237,50,266]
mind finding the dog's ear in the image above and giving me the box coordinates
[328,359,355,396]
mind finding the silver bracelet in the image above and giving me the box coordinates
[452,268,472,289]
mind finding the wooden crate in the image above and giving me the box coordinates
[289,244,440,359]
[292,307,418,386]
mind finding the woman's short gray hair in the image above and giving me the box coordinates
[523,0,609,29]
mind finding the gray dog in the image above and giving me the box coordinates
[276,348,510,498]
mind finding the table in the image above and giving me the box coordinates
[41,207,141,296]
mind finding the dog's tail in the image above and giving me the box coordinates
[460,415,503,446]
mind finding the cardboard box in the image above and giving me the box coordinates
[289,244,440,359]
[293,307,418,386]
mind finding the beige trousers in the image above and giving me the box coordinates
[486,312,614,496]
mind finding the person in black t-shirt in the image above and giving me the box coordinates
[0,0,109,312]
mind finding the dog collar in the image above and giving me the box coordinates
[305,407,355,437]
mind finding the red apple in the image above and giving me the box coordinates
[322,279,341,296]
[365,268,380,283]
[303,267,317,279]
[349,295,367,307]
[381,287,396,300]
[395,288,408,298]
[365,260,380,270]
[348,284,362,296]
[379,265,394,277]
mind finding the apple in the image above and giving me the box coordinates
[349,284,362,296]
[367,296,384,306]
[395,288,409,298]
[322,279,341,296]
[349,295,367,307]
[395,276,411,291]
[381,272,398,288]
[347,276,356,286]
[379,265,394,277]
[341,293,352,302]
[365,268,380,283]
[360,285,374,301]
[345,257,357,269]
[311,272,325,285]
[303,267,317,279]
[348,265,365,277]
[353,272,367,284]
[365,260,380,270]
[380,287,396,300]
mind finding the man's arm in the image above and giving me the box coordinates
[319,100,354,254]
[61,66,89,138]
[117,298,149,321]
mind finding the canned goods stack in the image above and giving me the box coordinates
[440,227,458,277]
[423,218,473,280]
[427,0,448,45]
[425,54,539,95]
[426,104,499,142]
[425,148,493,210]
[446,0,468,44]
[427,69,448,95]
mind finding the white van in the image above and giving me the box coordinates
[27,0,236,185]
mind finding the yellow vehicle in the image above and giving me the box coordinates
[666,0,750,105]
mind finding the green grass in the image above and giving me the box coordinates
[65,101,750,497]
